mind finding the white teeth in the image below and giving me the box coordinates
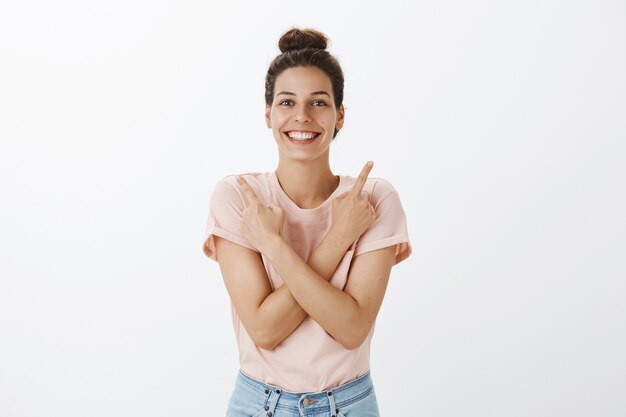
[287,132,319,140]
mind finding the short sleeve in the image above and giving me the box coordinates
[353,189,412,265]
[201,179,258,261]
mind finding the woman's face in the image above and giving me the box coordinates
[265,66,344,163]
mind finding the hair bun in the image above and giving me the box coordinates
[278,27,329,53]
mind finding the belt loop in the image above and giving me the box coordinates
[266,387,282,416]
[326,389,338,417]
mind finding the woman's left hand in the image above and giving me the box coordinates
[237,176,285,253]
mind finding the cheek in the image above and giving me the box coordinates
[272,112,289,126]
[319,115,335,128]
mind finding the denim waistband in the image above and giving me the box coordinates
[236,369,375,415]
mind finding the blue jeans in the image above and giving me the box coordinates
[226,369,381,417]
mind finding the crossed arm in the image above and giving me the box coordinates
[216,227,354,350]
[214,162,396,350]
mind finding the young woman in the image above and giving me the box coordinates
[202,27,412,417]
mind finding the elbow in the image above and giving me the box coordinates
[250,327,278,351]
[339,333,366,350]
[257,339,278,351]
[336,320,370,350]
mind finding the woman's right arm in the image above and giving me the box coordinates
[215,226,352,350]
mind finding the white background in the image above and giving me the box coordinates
[1,0,625,416]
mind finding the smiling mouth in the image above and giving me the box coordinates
[283,131,321,143]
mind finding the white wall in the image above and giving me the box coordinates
[1,0,624,416]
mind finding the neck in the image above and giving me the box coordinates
[275,158,339,209]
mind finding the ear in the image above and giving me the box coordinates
[335,104,345,130]
[265,104,271,128]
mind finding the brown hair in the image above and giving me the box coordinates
[265,27,345,139]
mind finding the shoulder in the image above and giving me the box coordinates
[217,171,268,188]
[211,171,273,203]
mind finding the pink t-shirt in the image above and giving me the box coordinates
[202,170,412,392]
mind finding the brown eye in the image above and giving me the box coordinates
[279,100,293,106]
[312,100,327,107]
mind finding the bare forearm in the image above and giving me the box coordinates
[256,228,353,349]
[264,236,363,349]
[255,285,306,349]
[307,227,353,280]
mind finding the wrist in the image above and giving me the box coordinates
[263,234,287,260]
[327,226,355,252]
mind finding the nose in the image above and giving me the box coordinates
[294,104,311,123]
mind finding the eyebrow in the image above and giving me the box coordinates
[276,91,331,98]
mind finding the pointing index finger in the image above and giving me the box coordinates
[350,161,373,196]
[237,175,260,205]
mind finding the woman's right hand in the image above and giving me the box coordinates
[330,161,377,244]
